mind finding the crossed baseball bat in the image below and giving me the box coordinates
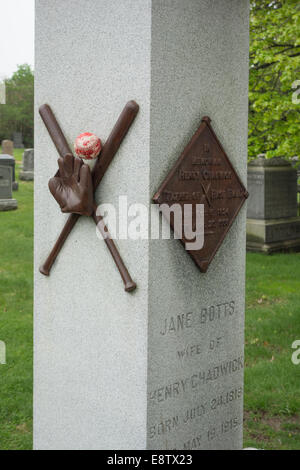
[39,101,139,292]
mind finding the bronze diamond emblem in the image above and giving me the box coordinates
[153,117,248,273]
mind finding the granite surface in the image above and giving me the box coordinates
[247,158,297,220]
[148,0,249,450]
[20,149,34,181]
[35,0,249,450]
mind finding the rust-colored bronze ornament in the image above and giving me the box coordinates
[49,153,94,216]
[153,117,248,273]
[39,102,139,292]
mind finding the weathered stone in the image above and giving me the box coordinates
[35,0,249,450]
[13,131,24,149]
[247,156,300,252]
[0,166,17,211]
[1,139,13,156]
[20,149,34,181]
[247,156,297,220]
[0,154,18,191]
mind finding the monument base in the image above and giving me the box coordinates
[20,171,34,181]
[0,199,18,211]
[247,217,300,253]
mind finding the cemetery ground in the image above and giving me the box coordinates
[0,149,299,450]
[0,148,33,450]
[244,252,300,450]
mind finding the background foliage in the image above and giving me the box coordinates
[1,3,299,159]
[0,64,34,148]
[249,0,300,160]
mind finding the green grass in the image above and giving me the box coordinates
[0,148,33,450]
[243,252,300,450]
[0,148,299,449]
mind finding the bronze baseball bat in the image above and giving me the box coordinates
[39,102,138,292]
[39,104,72,160]
[92,203,136,292]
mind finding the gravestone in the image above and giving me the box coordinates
[0,340,6,364]
[1,139,13,156]
[20,149,34,181]
[0,166,17,211]
[12,131,24,149]
[290,157,300,214]
[0,154,18,191]
[35,0,250,450]
[247,155,300,252]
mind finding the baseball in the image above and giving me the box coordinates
[74,132,102,169]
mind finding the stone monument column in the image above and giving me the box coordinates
[35,0,250,450]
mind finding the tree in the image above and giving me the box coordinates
[0,64,34,147]
[249,0,300,160]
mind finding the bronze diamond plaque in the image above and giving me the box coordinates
[153,116,248,273]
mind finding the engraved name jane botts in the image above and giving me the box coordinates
[148,297,244,449]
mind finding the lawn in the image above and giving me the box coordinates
[0,148,33,450]
[243,252,300,450]
[0,149,299,450]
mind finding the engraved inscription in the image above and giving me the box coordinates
[181,417,241,449]
[153,116,248,272]
[160,300,235,336]
[177,336,223,361]
[148,386,243,444]
[183,403,206,424]
[149,416,180,439]
[160,311,193,335]
[210,387,243,411]
[202,169,232,180]
[177,343,202,360]
[149,355,244,405]
[192,156,222,166]
[178,169,232,181]
[183,435,202,450]
[148,295,243,449]
[162,190,203,202]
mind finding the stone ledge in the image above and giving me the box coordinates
[247,217,300,244]
[20,171,34,181]
[0,199,18,211]
[247,238,300,254]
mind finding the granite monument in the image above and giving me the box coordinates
[20,149,34,181]
[0,166,17,211]
[0,154,18,191]
[35,0,250,450]
[247,155,300,252]
[1,139,13,156]
[12,131,24,149]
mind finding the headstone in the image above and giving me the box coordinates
[35,0,250,450]
[247,155,300,252]
[290,156,299,167]
[20,149,34,181]
[0,154,18,191]
[0,166,17,211]
[0,340,6,364]
[1,139,13,156]
[12,131,24,149]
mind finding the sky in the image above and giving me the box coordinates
[0,0,34,79]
